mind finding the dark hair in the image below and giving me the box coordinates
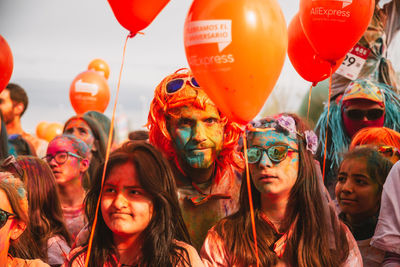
[214,113,350,267]
[71,141,191,267]
[128,130,149,141]
[339,146,393,196]
[16,156,71,260]
[6,83,28,116]
[0,111,9,159]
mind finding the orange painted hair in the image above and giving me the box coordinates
[146,68,243,184]
[350,127,400,150]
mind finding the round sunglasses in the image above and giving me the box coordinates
[344,108,384,121]
[246,145,298,164]
[166,77,200,94]
[43,151,83,165]
[0,208,16,229]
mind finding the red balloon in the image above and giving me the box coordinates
[288,14,344,85]
[107,0,170,35]
[88,58,110,80]
[69,70,110,115]
[0,35,13,93]
[184,0,287,124]
[299,0,374,61]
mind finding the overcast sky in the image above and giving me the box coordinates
[1,0,398,137]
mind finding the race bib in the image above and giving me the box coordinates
[336,44,370,80]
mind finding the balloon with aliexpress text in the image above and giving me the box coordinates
[299,0,374,62]
[184,0,287,124]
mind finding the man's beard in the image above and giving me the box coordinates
[2,109,14,125]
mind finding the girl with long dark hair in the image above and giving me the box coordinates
[201,113,362,266]
[64,141,203,266]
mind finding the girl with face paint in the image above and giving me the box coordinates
[64,141,203,267]
[336,146,392,266]
[201,113,362,267]
[0,172,49,266]
[45,134,90,240]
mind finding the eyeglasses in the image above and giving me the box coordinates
[0,208,16,229]
[378,145,400,158]
[166,77,200,94]
[43,151,83,165]
[344,108,384,121]
[246,145,298,164]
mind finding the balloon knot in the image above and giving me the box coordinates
[312,82,318,87]
[128,32,136,38]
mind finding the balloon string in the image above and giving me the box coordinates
[307,83,313,122]
[322,67,333,182]
[242,131,260,267]
[85,33,130,267]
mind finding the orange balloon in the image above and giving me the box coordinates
[299,0,374,62]
[36,121,49,139]
[184,0,287,124]
[88,58,110,79]
[108,0,170,35]
[69,70,110,115]
[43,122,63,142]
[0,35,13,93]
[288,13,344,85]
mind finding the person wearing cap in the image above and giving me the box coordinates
[147,68,244,250]
[63,110,114,190]
[315,78,400,196]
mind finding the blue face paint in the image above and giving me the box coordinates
[168,105,224,169]
[248,129,299,198]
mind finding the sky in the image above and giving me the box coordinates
[1,0,399,141]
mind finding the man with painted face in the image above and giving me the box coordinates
[315,78,400,196]
[147,68,243,250]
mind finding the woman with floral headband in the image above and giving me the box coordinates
[201,113,362,267]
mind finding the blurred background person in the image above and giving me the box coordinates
[44,134,89,240]
[0,83,48,157]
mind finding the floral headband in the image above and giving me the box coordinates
[247,115,318,154]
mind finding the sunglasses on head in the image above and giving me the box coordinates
[246,145,298,164]
[378,145,400,158]
[0,208,16,229]
[166,77,200,94]
[344,108,384,121]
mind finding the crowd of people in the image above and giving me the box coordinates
[1,1,400,265]
[1,68,400,267]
